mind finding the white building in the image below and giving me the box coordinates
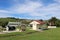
[6,22,21,31]
[30,20,46,30]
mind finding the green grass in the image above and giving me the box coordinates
[0,28,60,40]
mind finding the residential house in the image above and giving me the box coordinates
[30,20,47,30]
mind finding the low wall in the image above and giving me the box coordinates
[48,26,56,28]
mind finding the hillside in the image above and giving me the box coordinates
[0,17,32,27]
[0,17,32,23]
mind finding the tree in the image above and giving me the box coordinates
[7,17,16,19]
[39,19,43,21]
[48,17,57,26]
[48,17,60,27]
[0,20,8,28]
[55,20,60,27]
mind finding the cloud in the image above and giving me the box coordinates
[0,0,60,19]
[10,0,60,19]
[0,10,11,13]
[0,13,13,18]
[54,0,60,3]
[0,10,14,17]
[11,1,42,13]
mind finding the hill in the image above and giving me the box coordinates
[0,17,32,27]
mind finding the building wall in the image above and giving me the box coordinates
[30,21,40,30]
[32,24,37,30]
[30,21,47,30]
[48,26,56,28]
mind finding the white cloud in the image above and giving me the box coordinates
[11,1,42,13]
[0,13,13,18]
[0,10,14,18]
[54,0,60,3]
[0,0,60,19]
[0,10,11,13]
[9,0,60,19]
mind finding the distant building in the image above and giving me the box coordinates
[6,22,21,31]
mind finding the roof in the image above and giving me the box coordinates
[8,22,20,25]
[7,22,21,27]
[30,20,45,25]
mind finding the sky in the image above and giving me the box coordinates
[0,0,60,20]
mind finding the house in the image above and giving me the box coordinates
[6,22,21,31]
[30,20,47,30]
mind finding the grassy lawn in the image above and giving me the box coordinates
[0,28,60,40]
